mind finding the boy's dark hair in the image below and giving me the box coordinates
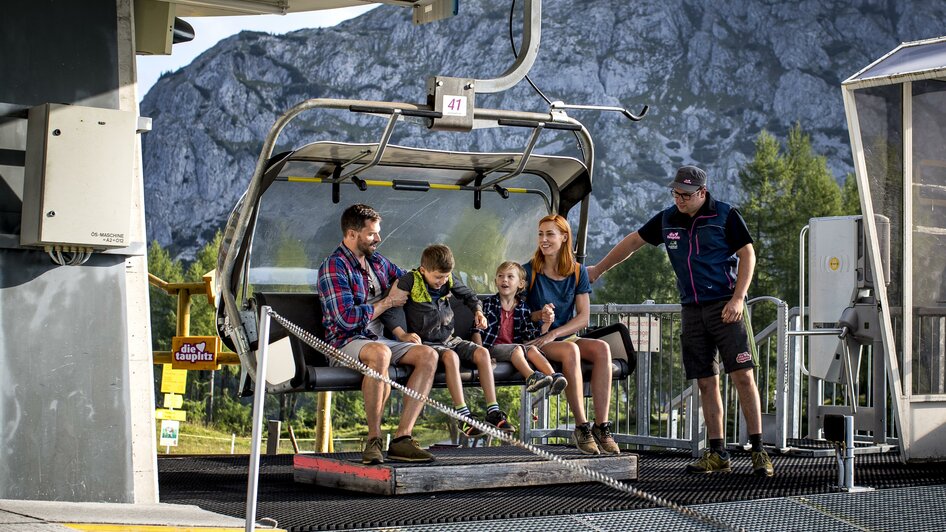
[340,204,381,235]
[421,244,454,272]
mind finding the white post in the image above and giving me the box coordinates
[231,433,236,455]
[246,306,272,532]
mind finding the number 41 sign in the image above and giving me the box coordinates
[442,95,467,117]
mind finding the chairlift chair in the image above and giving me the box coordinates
[215,98,600,393]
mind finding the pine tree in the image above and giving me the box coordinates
[841,173,862,215]
[591,245,677,305]
[185,230,223,337]
[147,240,184,350]
[739,124,846,307]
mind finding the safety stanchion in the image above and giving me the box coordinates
[245,306,272,532]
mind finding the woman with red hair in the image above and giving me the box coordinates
[522,214,620,455]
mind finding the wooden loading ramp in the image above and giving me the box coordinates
[294,445,638,496]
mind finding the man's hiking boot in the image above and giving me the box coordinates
[361,437,384,465]
[685,450,732,474]
[573,423,601,455]
[387,437,434,463]
[592,421,621,454]
[526,371,553,393]
[549,372,568,395]
[752,450,775,477]
[485,409,516,433]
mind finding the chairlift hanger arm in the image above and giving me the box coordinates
[474,0,541,94]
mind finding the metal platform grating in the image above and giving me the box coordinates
[353,486,946,531]
[158,446,946,531]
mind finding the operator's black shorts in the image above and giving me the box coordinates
[680,299,754,380]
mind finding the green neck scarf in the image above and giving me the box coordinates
[410,269,452,303]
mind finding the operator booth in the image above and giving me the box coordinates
[808,36,946,462]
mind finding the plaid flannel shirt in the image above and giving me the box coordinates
[475,294,540,348]
[317,244,404,348]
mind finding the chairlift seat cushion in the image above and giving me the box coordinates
[253,291,634,393]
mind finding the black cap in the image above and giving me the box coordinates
[669,165,707,193]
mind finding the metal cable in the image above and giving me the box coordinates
[266,307,745,532]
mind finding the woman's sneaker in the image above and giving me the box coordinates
[573,423,600,455]
[485,409,516,433]
[549,372,568,395]
[591,421,621,454]
[387,436,434,462]
[526,371,553,393]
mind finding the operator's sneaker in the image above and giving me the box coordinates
[361,437,384,465]
[752,450,775,477]
[459,415,484,438]
[485,409,516,433]
[573,423,601,455]
[591,421,621,455]
[549,372,568,395]
[387,436,434,463]
[526,371,553,393]
[685,450,732,474]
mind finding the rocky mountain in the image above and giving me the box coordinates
[140,0,946,260]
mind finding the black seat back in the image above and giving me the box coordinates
[450,296,477,341]
[582,322,637,377]
[254,292,328,368]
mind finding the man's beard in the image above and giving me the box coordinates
[358,241,376,257]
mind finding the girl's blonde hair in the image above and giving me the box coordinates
[495,261,526,281]
[530,214,577,278]
[495,261,526,296]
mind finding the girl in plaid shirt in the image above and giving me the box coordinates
[475,262,568,394]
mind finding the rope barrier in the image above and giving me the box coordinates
[266,307,745,532]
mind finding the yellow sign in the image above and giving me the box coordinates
[164,393,183,409]
[160,363,187,394]
[829,257,840,271]
[155,408,187,421]
[171,336,220,370]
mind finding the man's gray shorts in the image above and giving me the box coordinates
[336,337,417,367]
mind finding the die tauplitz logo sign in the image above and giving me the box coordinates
[171,336,220,370]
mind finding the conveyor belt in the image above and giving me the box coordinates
[158,445,946,531]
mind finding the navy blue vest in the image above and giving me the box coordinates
[660,198,738,304]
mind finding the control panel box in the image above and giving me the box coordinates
[808,216,860,383]
[21,103,136,250]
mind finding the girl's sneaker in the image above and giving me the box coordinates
[526,371,553,392]
[549,372,568,395]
